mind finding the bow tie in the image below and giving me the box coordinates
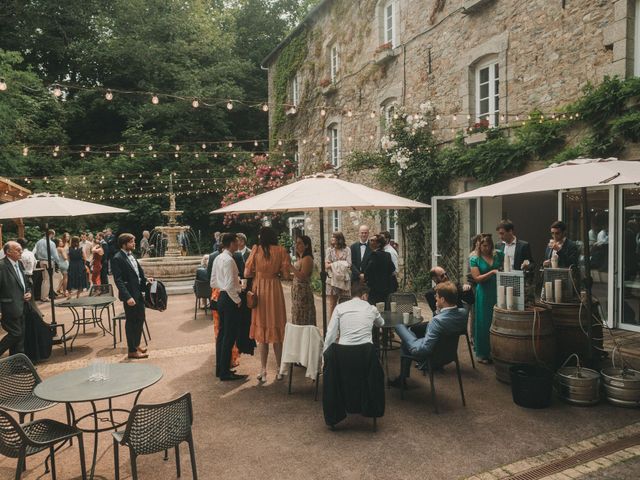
[360,243,367,246]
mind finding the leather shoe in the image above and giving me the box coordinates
[137,346,148,354]
[220,373,247,381]
[128,351,149,359]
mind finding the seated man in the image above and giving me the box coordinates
[390,281,468,386]
[324,283,384,352]
[425,266,474,314]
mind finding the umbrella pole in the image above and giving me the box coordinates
[319,207,328,335]
[580,187,595,367]
[44,223,57,325]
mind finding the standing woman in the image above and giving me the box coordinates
[91,237,104,286]
[56,238,69,296]
[326,231,351,317]
[469,234,503,364]
[364,234,395,308]
[244,226,291,382]
[67,236,88,297]
[290,235,316,326]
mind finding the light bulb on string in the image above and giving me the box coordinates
[105,152,110,157]
[151,94,159,104]
[320,108,326,116]
[105,90,113,101]
[54,145,60,152]
[175,145,180,151]
[192,99,199,108]
[148,145,153,151]
[52,85,62,97]
[254,140,259,147]
[52,151,58,157]
[0,79,7,91]
[85,145,90,152]
[194,153,199,158]
[370,111,376,119]
[153,153,157,158]
[278,139,283,146]
[201,143,206,149]
[347,109,353,117]
[22,147,28,156]
[226,100,233,110]
[80,152,85,158]
[435,114,441,120]
[228,142,233,148]
[119,145,125,152]
[174,153,179,158]
[262,104,269,112]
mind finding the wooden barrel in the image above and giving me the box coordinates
[539,301,603,366]
[490,306,556,383]
[601,368,640,407]
[555,366,600,406]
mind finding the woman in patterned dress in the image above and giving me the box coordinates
[290,235,316,326]
[326,231,351,318]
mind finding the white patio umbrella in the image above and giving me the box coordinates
[454,158,640,367]
[212,173,430,332]
[0,193,129,324]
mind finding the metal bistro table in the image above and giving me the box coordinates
[34,363,162,479]
[56,296,117,350]
[379,312,423,382]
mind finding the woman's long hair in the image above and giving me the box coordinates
[259,226,278,260]
[297,235,313,259]
[332,231,346,250]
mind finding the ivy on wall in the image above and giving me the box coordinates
[345,76,640,290]
[271,28,309,145]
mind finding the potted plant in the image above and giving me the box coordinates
[464,118,490,144]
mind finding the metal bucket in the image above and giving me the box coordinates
[555,366,600,406]
[490,307,556,383]
[601,368,640,407]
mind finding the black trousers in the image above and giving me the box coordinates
[0,315,25,356]
[216,292,240,378]
[123,295,146,353]
[100,261,109,285]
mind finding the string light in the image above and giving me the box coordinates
[201,143,206,149]
[151,94,159,105]
[0,79,6,91]
[52,85,62,97]
[370,111,376,119]
[175,145,180,151]
[226,100,233,110]
[148,145,153,151]
[105,90,113,101]
[262,104,269,112]
[228,142,233,148]
[320,108,326,116]
[119,145,125,152]
[22,147,28,156]
[192,99,199,108]
[254,140,259,147]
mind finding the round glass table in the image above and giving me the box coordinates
[35,363,162,479]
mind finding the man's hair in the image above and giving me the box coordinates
[497,219,515,232]
[221,233,238,248]
[237,232,247,243]
[47,229,55,237]
[3,242,10,254]
[551,220,567,232]
[351,282,370,298]
[435,281,458,305]
[118,233,135,248]
[201,254,209,267]
[429,267,446,281]
[16,238,28,249]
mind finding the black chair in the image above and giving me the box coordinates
[113,393,198,480]
[388,292,418,313]
[399,333,466,414]
[193,280,212,320]
[0,354,57,424]
[0,409,87,480]
[336,295,351,304]
[112,313,150,350]
[460,330,476,369]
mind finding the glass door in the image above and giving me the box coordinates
[561,188,614,326]
[431,196,480,284]
[619,187,640,331]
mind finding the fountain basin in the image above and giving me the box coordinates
[139,256,202,295]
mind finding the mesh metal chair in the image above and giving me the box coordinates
[337,295,352,305]
[113,393,197,480]
[111,313,150,349]
[388,292,418,313]
[193,280,212,320]
[0,354,57,423]
[399,333,466,414]
[0,409,87,480]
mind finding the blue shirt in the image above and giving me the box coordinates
[34,237,60,264]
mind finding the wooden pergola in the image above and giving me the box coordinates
[0,177,31,244]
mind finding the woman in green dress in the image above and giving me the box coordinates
[469,234,504,364]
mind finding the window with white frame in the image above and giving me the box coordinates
[330,210,341,232]
[384,1,396,46]
[476,60,500,126]
[291,73,299,107]
[635,0,640,76]
[330,44,339,82]
[381,209,398,243]
[328,124,340,167]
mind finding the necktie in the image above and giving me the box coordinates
[14,263,25,292]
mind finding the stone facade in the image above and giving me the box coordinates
[264,0,640,269]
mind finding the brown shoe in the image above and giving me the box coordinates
[137,346,148,354]
[128,351,149,359]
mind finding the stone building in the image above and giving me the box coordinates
[262,0,640,332]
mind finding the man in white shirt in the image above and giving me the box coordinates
[237,233,251,263]
[324,283,384,352]
[210,233,247,381]
[34,229,61,301]
[381,230,399,292]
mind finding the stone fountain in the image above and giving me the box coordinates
[138,177,202,295]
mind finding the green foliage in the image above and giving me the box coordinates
[611,111,640,143]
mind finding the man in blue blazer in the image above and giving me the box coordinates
[390,282,468,386]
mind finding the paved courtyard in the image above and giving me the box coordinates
[1,282,640,480]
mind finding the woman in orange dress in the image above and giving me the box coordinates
[244,226,291,382]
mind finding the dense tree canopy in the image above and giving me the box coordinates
[0,0,316,244]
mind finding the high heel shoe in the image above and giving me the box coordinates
[257,371,267,382]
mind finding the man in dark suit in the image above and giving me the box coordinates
[111,233,152,359]
[495,220,534,271]
[424,266,474,314]
[350,224,371,284]
[544,220,579,268]
[0,241,32,356]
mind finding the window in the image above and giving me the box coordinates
[291,74,299,107]
[635,0,640,76]
[381,209,398,243]
[384,1,396,46]
[476,61,499,126]
[331,210,341,232]
[328,125,340,167]
[330,44,339,82]
[384,104,395,131]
